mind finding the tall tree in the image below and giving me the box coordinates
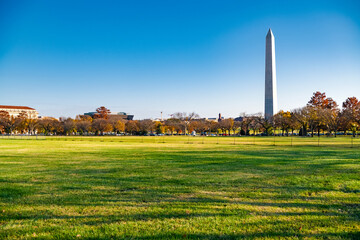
[308,91,338,110]
[307,92,339,136]
[94,106,111,119]
[341,97,360,136]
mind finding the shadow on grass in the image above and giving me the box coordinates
[0,186,34,202]
[0,143,359,239]
[110,232,360,240]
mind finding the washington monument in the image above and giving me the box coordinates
[265,28,277,119]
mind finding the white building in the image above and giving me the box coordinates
[0,105,38,119]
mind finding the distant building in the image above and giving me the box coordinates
[218,113,223,122]
[204,117,217,122]
[203,113,224,122]
[84,111,134,121]
[153,118,164,122]
[110,112,134,121]
[38,116,56,120]
[0,105,38,119]
[84,112,97,117]
[234,116,244,122]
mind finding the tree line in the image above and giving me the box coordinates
[0,92,359,136]
[273,92,359,137]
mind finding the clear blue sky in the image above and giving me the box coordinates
[1,0,359,119]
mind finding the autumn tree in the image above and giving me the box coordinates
[125,120,139,135]
[306,92,339,136]
[292,107,310,136]
[321,108,341,137]
[308,91,338,110]
[154,121,164,134]
[164,118,181,135]
[75,115,92,135]
[37,118,60,135]
[92,118,113,135]
[188,120,198,133]
[218,118,233,135]
[111,119,125,134]
[288,111,301,135]
[341,97,360,136]
[76,114,92,122]
[94,106,111,119]
[76,120,91,135]
[273,110,291,136]
[197,120,210,135]
[0,111,12,134]
[26,117,38,135]
[208,121,219,135]
[14,111,29,134]
[232,120,241,136]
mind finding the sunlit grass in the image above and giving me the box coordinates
[0,136,359,239]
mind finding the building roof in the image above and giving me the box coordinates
[0,105,35,110]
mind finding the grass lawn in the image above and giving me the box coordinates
[0,136,359,239]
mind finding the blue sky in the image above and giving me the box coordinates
[1,0,359,119]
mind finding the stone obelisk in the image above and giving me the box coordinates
[265,28,277,119]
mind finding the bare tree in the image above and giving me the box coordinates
[171,112,200,134]
[138,119,155,135]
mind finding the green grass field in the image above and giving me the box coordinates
[0,136,359,239]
